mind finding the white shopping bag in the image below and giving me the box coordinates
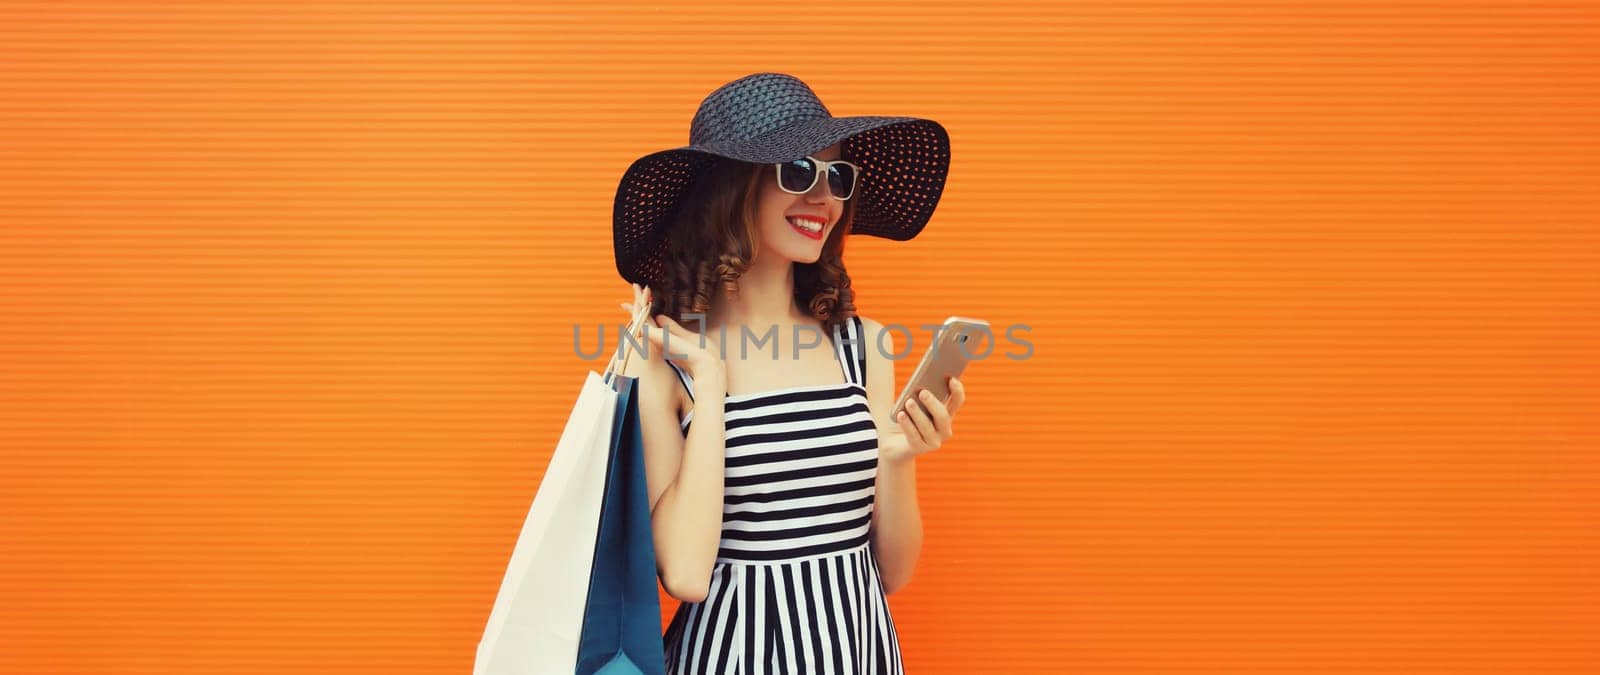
[475,303,652,675]
[475,370,618,674]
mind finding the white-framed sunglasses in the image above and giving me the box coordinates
[773,155,862,201]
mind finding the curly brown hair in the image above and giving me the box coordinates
[650,157,859,336]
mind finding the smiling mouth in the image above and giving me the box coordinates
[787,215,825,239]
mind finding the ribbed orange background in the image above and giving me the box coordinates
[4,1,1598,672]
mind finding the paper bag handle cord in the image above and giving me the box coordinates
[603,300,653,383]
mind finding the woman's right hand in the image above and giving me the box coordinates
[620,283,723,383]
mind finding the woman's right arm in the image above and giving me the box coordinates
[621,286,727,603]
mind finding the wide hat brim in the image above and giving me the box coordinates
[612,115,950,288]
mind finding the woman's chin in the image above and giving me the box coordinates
[773,244,824,265]
[795,249,824,264]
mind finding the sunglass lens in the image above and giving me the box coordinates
[828,164,857,199]
[778,159,818,194]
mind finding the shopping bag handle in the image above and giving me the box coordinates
[603,299,653,384]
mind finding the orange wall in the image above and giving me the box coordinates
[3,2,1598,673]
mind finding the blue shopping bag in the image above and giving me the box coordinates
[576,373,666,675]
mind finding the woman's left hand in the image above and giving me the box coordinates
[880,376,966,464]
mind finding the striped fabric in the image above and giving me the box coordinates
[661,315,904,674]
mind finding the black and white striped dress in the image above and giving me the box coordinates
[660,314,904,674]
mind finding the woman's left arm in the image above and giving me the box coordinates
[859,317,966,595]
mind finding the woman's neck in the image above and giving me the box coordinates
[705,250,806,334]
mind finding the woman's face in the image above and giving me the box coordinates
[752,142,846,266]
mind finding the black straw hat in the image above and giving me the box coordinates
[612,72,951,287]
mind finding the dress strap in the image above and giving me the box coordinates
[664,359,695,402]
[833,315,867,388]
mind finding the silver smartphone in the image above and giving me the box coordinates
[893,316,990,413]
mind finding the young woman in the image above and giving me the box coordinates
[611,72,967,675]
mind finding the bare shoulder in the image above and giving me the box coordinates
[855,315,895,366]
[618,345,690,421]
[853,314,898,428]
